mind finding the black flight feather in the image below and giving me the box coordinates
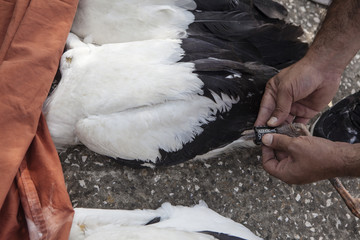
[200,231,248,240]
[194,0,240,11]
[188,9,308,69]
[194,0,287,20]
[252,0,288,20]
[181,36,263,64]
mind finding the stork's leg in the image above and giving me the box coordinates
[280,123,360,219]
[329,178,360,218]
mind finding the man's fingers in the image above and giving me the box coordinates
[261,146,289,181]
[255,87,276,126]
[285,114,296,124]
[290,102,319,121]
[274,150,289,161]
[262,133,292,152]
[262,144,297,184]
[268,87,293,127]
[294,116,310,124]
[261,145,279,172]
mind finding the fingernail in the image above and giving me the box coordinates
[267,117,278,126]
[262,134,273,146]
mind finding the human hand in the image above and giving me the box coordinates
[261,133,351,184]
[255,57,341,127]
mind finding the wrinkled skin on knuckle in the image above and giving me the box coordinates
[291,103,318,120]
[276,81,294,106]
[265,79,278,96]
[299,136,312,145]
[274,106,289,116]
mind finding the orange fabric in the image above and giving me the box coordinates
[0,0,78,239]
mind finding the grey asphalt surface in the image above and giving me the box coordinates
[60,1,360,239]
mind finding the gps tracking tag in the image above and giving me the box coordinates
[254,126,277,145]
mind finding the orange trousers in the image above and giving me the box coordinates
[0,0,78,239]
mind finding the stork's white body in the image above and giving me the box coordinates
[70,202,262,240]
[44,0,307,166]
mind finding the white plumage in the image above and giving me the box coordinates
[71,0,196,44]
[44,34,238,162]
[70,201,262,240]
[76,94,237,161]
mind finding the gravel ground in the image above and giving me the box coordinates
[60,1,360,239]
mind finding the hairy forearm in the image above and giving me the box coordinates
[305,0,360,75]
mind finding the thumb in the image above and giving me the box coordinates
[262,133,292,151]
[267,90,293,126]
